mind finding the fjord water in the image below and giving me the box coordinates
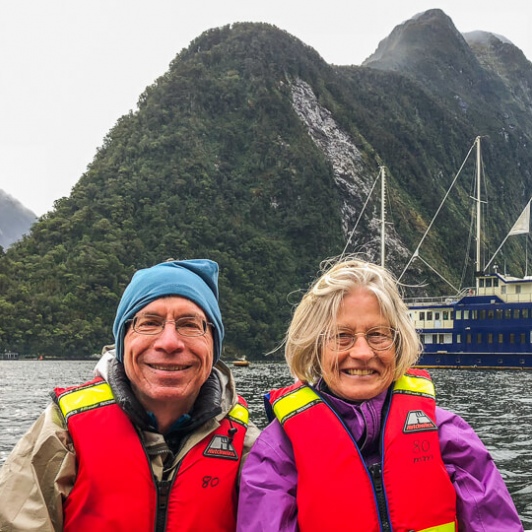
[1,360,531,525]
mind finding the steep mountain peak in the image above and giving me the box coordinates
[363,9,468,70]
[361,8,526,125]
[464,30,532,114]
[464,30,513,48]
[0,190,37,249]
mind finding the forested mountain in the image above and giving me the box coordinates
[0,190,36,249]
[1,9,532,359]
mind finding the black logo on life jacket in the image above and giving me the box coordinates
[203,435,239,460]
[403,410,437,433]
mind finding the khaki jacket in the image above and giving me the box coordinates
[0,356,260,531]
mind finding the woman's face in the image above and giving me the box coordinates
[321,287,397,402]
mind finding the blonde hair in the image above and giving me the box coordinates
[285,257,421,383]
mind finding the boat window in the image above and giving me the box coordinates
[523,309,529,319]
[516,285,522,294]
[443,311,449,320]
[432,334,438,343]
[463,310,469,319]
[435,312,440,320]
[476,333,482,344]
[505,309,512,319]
[427,312,433,320]
[479,279,485,288]
[520,333,526,344]
[496,309,503,319]
[471,310,476,319]
[419,311,425,320]
[487,309,494,319]
[493,279,499,287]
[480,310,486,319]
[466,334,472,344]
[488,333,493,344]
[510,333,516,344]
[501,286,506,294]
[456,310,461,320]
[513,309,520,319]
[450,311,455,319]
[456,334,461,343]
[486,279,492,288]
[498,333,504,344]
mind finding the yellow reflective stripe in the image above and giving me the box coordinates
[418,521,456,532]
[393,373,435,398]
[58,381,115,420]
[272,386,321,425]
[228,402,249,426]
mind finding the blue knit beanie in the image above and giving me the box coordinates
[113,259,224,363]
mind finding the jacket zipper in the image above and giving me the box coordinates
[155,479,171,532]
[369,462,391,531]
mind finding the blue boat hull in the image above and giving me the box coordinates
[417,351,532,369]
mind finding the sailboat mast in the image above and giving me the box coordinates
[475,136,482,278]
[380,166,386,268]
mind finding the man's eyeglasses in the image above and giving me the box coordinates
[126,315,213,337]
[325,326,398,352]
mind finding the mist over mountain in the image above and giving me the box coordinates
[0,190,37,249]
[1,10,531,358]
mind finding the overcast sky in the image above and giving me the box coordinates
[1,1,531,216]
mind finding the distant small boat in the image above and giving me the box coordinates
[233,357,250,367]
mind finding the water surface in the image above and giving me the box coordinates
[1,360,530,525]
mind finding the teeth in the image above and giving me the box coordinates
[344,369,373,376]
[150,365,188,371]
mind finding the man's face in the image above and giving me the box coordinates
[123,296,214,416]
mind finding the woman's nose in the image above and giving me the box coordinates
[347,336,375,359]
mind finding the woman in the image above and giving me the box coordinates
[237,258,523,531]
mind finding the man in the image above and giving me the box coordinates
[0,259,259,531]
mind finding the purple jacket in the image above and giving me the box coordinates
[237,387,523,532]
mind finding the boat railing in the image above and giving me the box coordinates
[405,287,474,307]
[404,295,459,306]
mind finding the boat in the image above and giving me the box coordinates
[0,351,19,360]
[401,136,532,369]
[233,356,250,367]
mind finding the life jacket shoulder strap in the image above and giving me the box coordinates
[227,395,249,427]
[55,377,115,421]
[269,382,322,425]
[393,369,435,399]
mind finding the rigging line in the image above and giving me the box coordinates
[459,177,477,290]
[340,169,381,259]
[398,139,477,282]
[459,202,475,290]
[479,150,490,269]
[415,254,460,293]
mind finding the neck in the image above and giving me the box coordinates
[146,393,198,434]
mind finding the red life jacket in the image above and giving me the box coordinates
[54,377,248,532]
[268,369,457,532]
